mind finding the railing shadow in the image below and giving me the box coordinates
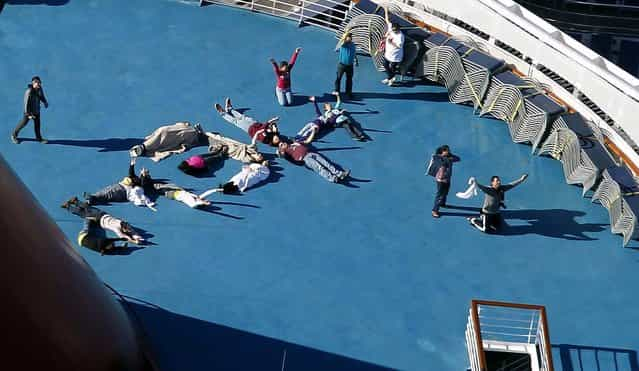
[124,299,393,371]
[553,343,639,371]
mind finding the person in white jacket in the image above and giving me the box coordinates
[200,161,271,196]
[381,6,405,86]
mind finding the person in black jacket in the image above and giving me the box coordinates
[12,76,49,144]
[428,145,460,218]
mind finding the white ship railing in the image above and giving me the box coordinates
[375,0,639,172]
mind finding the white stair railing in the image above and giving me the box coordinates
[465,300,554,371]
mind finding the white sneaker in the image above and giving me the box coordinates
[381,78,389,84]
[387,77,396,86]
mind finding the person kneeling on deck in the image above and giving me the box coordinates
[61,198,143,255]
[468,174,528,233]
[277,141,350,183]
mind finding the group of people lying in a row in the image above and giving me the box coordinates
[62,93,366,255]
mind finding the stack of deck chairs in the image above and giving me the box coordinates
[334,6,639,245]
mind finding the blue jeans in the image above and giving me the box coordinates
[276,87,293,106]
[219,109,257,133]
[295,122,319,143]
[303,152,341,182]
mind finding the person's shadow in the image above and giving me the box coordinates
[499,209,607,241]
[5,0,69,3]
[44,138,143,152]
[1,0,69,13]
[439,207,607,241]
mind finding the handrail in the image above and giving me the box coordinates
[473,299,546,311]
[539,306,555,371]
[480,0,639,100]
[469,300,554,371]
[384,0,639,171]
[201,0,351,30]
[470,301,488,370]
[566,0,639,10]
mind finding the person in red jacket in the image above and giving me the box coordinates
[277,141,350,183]
[214,98,283,147]
[270,47,301,106]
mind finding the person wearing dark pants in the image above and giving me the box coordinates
[428,145,460,218]
[12,76,48,144]
[334,32,358,98]
[433,182,451,216]
[468,174,528,233]
[381,7,404,86]
[61,198,143,254]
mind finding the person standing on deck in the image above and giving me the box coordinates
[334,32,358,99]
[270,47,301,106]
[12,76,49,144]
[381,7,404,86]
[468,174,528,233]
[428,145,460,218]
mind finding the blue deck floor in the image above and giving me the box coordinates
[1,1,639,370]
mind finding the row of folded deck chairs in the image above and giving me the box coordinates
[337,9,639,245]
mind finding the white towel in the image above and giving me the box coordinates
[455,177,478,199]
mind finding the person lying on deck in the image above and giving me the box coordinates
[204,131,265,164]
[277,141,350,183]
[83,158,156,210]
[199,161,271,195]
[309,93,366,142]
[215,98,283,147]
[129,122,210,162]
[60,198,143,255]
[178,151,225,176]
[467,174,528,233]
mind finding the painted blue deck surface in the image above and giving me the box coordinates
[1,1,638,370]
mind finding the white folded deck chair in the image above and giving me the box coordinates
[592,166,639,246]
[480,71,565,149]
[421,33,505,109]
[538,113,615,195]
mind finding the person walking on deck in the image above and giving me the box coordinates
[12,76,49,144]
[270,47,301,106]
